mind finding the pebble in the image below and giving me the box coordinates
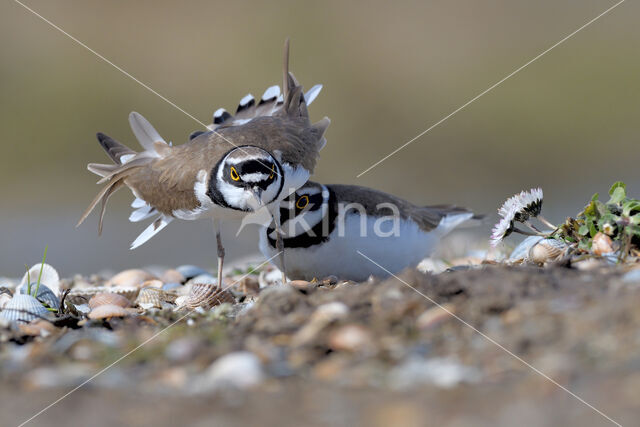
[389,357,481,389]
[192,351,264,393]
[416,304,455,330]
[88,304,130,320]
[328,324,372,352]
[176,265,208,281]
[592,232,614,255]
[106,269,156,288]
[161,269,185,284]
[289,280,316,293]
[88,292,131,309]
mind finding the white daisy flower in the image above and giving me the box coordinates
[490,206,516,247]
[517,187,543,219]
[497,188,543,223]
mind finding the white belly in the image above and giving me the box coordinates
[259,214,456,282]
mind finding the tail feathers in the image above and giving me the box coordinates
[436,212,475,237]
[130,215,173,250]
[76,177,125,234]
[129,205,157,223]
[128,112,167,154]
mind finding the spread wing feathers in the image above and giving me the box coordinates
[204,39,326,136]
[96,132,136,165]
[129,111,167,154]
[130,215,173,250]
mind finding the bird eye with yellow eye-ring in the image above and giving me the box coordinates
[230,166,240,181]
[269,164,275,180]
[296,195,309,210]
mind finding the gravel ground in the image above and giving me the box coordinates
[2,265,639,426]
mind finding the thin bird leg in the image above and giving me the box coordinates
[272,209,287,284]
[213,219,225,288]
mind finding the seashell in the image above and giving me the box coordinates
[0,293,11,309]
[67,286,139,305]
[0,294,50,323]
[592,232,614,256]
[88,292,131,309]
[135,287,176,309]
[105,269,156,288]
[528,239,568,264]
[19,284,60,310]
[176,265,209,281]
[509,236,543,262]
[179,283,234,310]
[187,274,218,286]
[18,263,60,296]
[161,269,185,284]
[141,279,164,289]
[88,304,130,320]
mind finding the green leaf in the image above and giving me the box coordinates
[578,224,589,236]
[609,181,626,196]
[589,221,598,237]
[608,187,626,205]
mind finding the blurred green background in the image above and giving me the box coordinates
[1,0,639,275]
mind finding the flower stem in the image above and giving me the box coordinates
[512,227,542,237]
[537,215,556,230]
[523,220,543,233]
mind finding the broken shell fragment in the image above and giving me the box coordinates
[88,292,131,309]
[592,232,614,256]
[88,304,130,320]
[0,294,50,323]
[528,239,568,264]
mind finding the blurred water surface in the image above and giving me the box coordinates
[1,0,639,274]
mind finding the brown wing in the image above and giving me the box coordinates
[327,184,474,232]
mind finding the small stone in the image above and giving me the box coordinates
[88,304,129,320]
[105,269,156,288]
[176,265,208,281]
[161,269,185,284]
[289,280,316,293]
[328,324,372,352]
[193,351,264,393]
[416,304,455,330]
[592,232,614,255]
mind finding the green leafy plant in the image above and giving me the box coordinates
[559,182,640,258]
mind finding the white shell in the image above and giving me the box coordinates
[508,236,543,262]
[18,263,60,296]
[19,284,60,310]
[0,294,50,323]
